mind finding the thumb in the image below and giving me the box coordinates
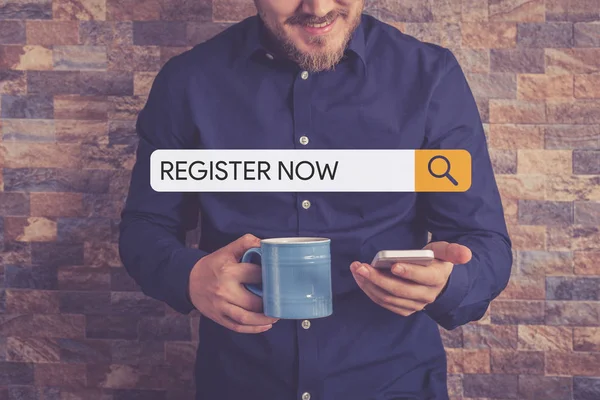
[225,234,262,261]
[424,241,472,265]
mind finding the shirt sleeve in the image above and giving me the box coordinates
[118,57,208,315]
[421,49,513,330]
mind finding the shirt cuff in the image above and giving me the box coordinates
[166,247,208,315]
[424,262,470,325]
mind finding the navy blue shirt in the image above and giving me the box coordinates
[119,13,512,400]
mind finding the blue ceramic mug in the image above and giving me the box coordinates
[241,237,333,319]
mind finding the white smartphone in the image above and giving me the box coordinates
[371,249,435,269]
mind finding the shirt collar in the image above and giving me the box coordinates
[235,14,367,75]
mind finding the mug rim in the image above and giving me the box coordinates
[261,237,330,245]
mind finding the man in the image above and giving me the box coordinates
[119,0,513,399]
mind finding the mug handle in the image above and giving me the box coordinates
[241,247,263,297]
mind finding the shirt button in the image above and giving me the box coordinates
[302,200,311,209]
[299,136,309,145]
[301,320,311,329]
[301,71,309,80]
[265,53,274,60]
[302,393,311,400]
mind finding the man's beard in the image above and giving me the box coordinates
[259,6,362,72]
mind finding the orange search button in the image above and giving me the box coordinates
[415,150,471,192]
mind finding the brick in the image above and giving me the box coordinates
[489,149,517,173]
[451,48,489,73]
[474,96,489,122]
[56,217,111,243]
[56,120,108,145]
[575,74,600,98]
[518,250,573,275]
[518,200,573,225]
[518,375,573,400]
[546,351,600,376]
[546,301,600,326]
[545,125,600,149]
[111,292,164,316]
[574,327,600,351]
[489,0,545,21]
[0,192,29,216]
[80,71,134,96]
[108,120,136,146]
[111,340,164,365]
[60,291,111,314]
[2,119,55,142]
[0,44,53,70]
[490,48,545,73]
[27,71,82,95]
[53,0,106,20]
[35,363,86,387]
[548,100,600,124]
[490,99,546,123]
[546,176,600,201]
[546,0,600,22]
[507,225,545,250]
[517,325,573,350]
[6,289,59,314]
[446,348,490,373]
[86,315,138,339]
[0,241,31,265]
[0,314,85,338]
[54,46,107,70]
[58,266,111,291]
[80,143,135,169]
[0,21,26,44]
[133,22,187,46]
[113,389,168,400]
[30,193,82,217]
[108,96,145,119]
[439,327,463,348]
[58,388,111,400]
[84,241,120,267]
[574,150,600,174]
[462,22,517,48]
[461,0,488,21]
[518,74,574,100]
[138,316,191,341]
[498,275,545,299]
[31,242,84,266]
[462,325,518,349]
[463,374,518,398]
[160,46,190,65]
[58,338,111,363]
[574,377,600,400]
[546,48,600,74]
[160,0,212,21]
[491,300,544,324]
[517,22,574,47]
[491,349,544,374]
[405,23,462,49]
[133,72,155,96]
[575,22,600,47]
[575,251,600,274]
[165,342,196,365]
[0,70,27,95]
[5,265,58,290]
[572,226,600,251]
[1,95,53,119]
[26,21,78,45]
[6,337,60,363]
[82,194,124,218]
[187,22,233,45]
[109,170,133,195]
[547,276,600,300]
[4,217,57,242]
[0,362,34,384]
[489,124,543,149]
[108,45,161,72]
[518,149,572,174]
[496,175,545,200]
[0,0,52,20]
[111,267,141,292]
[466,72,517,99]
[3,143,81,169]
[80,21,133,45]
[107,0,160,21]
[367,1,436,22]
[54,95,108,120]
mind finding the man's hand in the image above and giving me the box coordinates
[350,241,472,316]
[188,234,279,333]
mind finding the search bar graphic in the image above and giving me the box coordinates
[150,149,471,192]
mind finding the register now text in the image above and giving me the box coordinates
[161,160,340,181]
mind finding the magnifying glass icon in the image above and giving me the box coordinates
[428,155,459,186]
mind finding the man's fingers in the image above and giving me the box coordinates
[390,261,450,287]
[354,275,428,311]
[424,241,472,265]
[225,233,262,260]
[222,303,279,327]
[227,262,263,284]
[220,314,273,334]
[229,283,267,313]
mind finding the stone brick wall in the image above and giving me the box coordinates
[0,0,598,399]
